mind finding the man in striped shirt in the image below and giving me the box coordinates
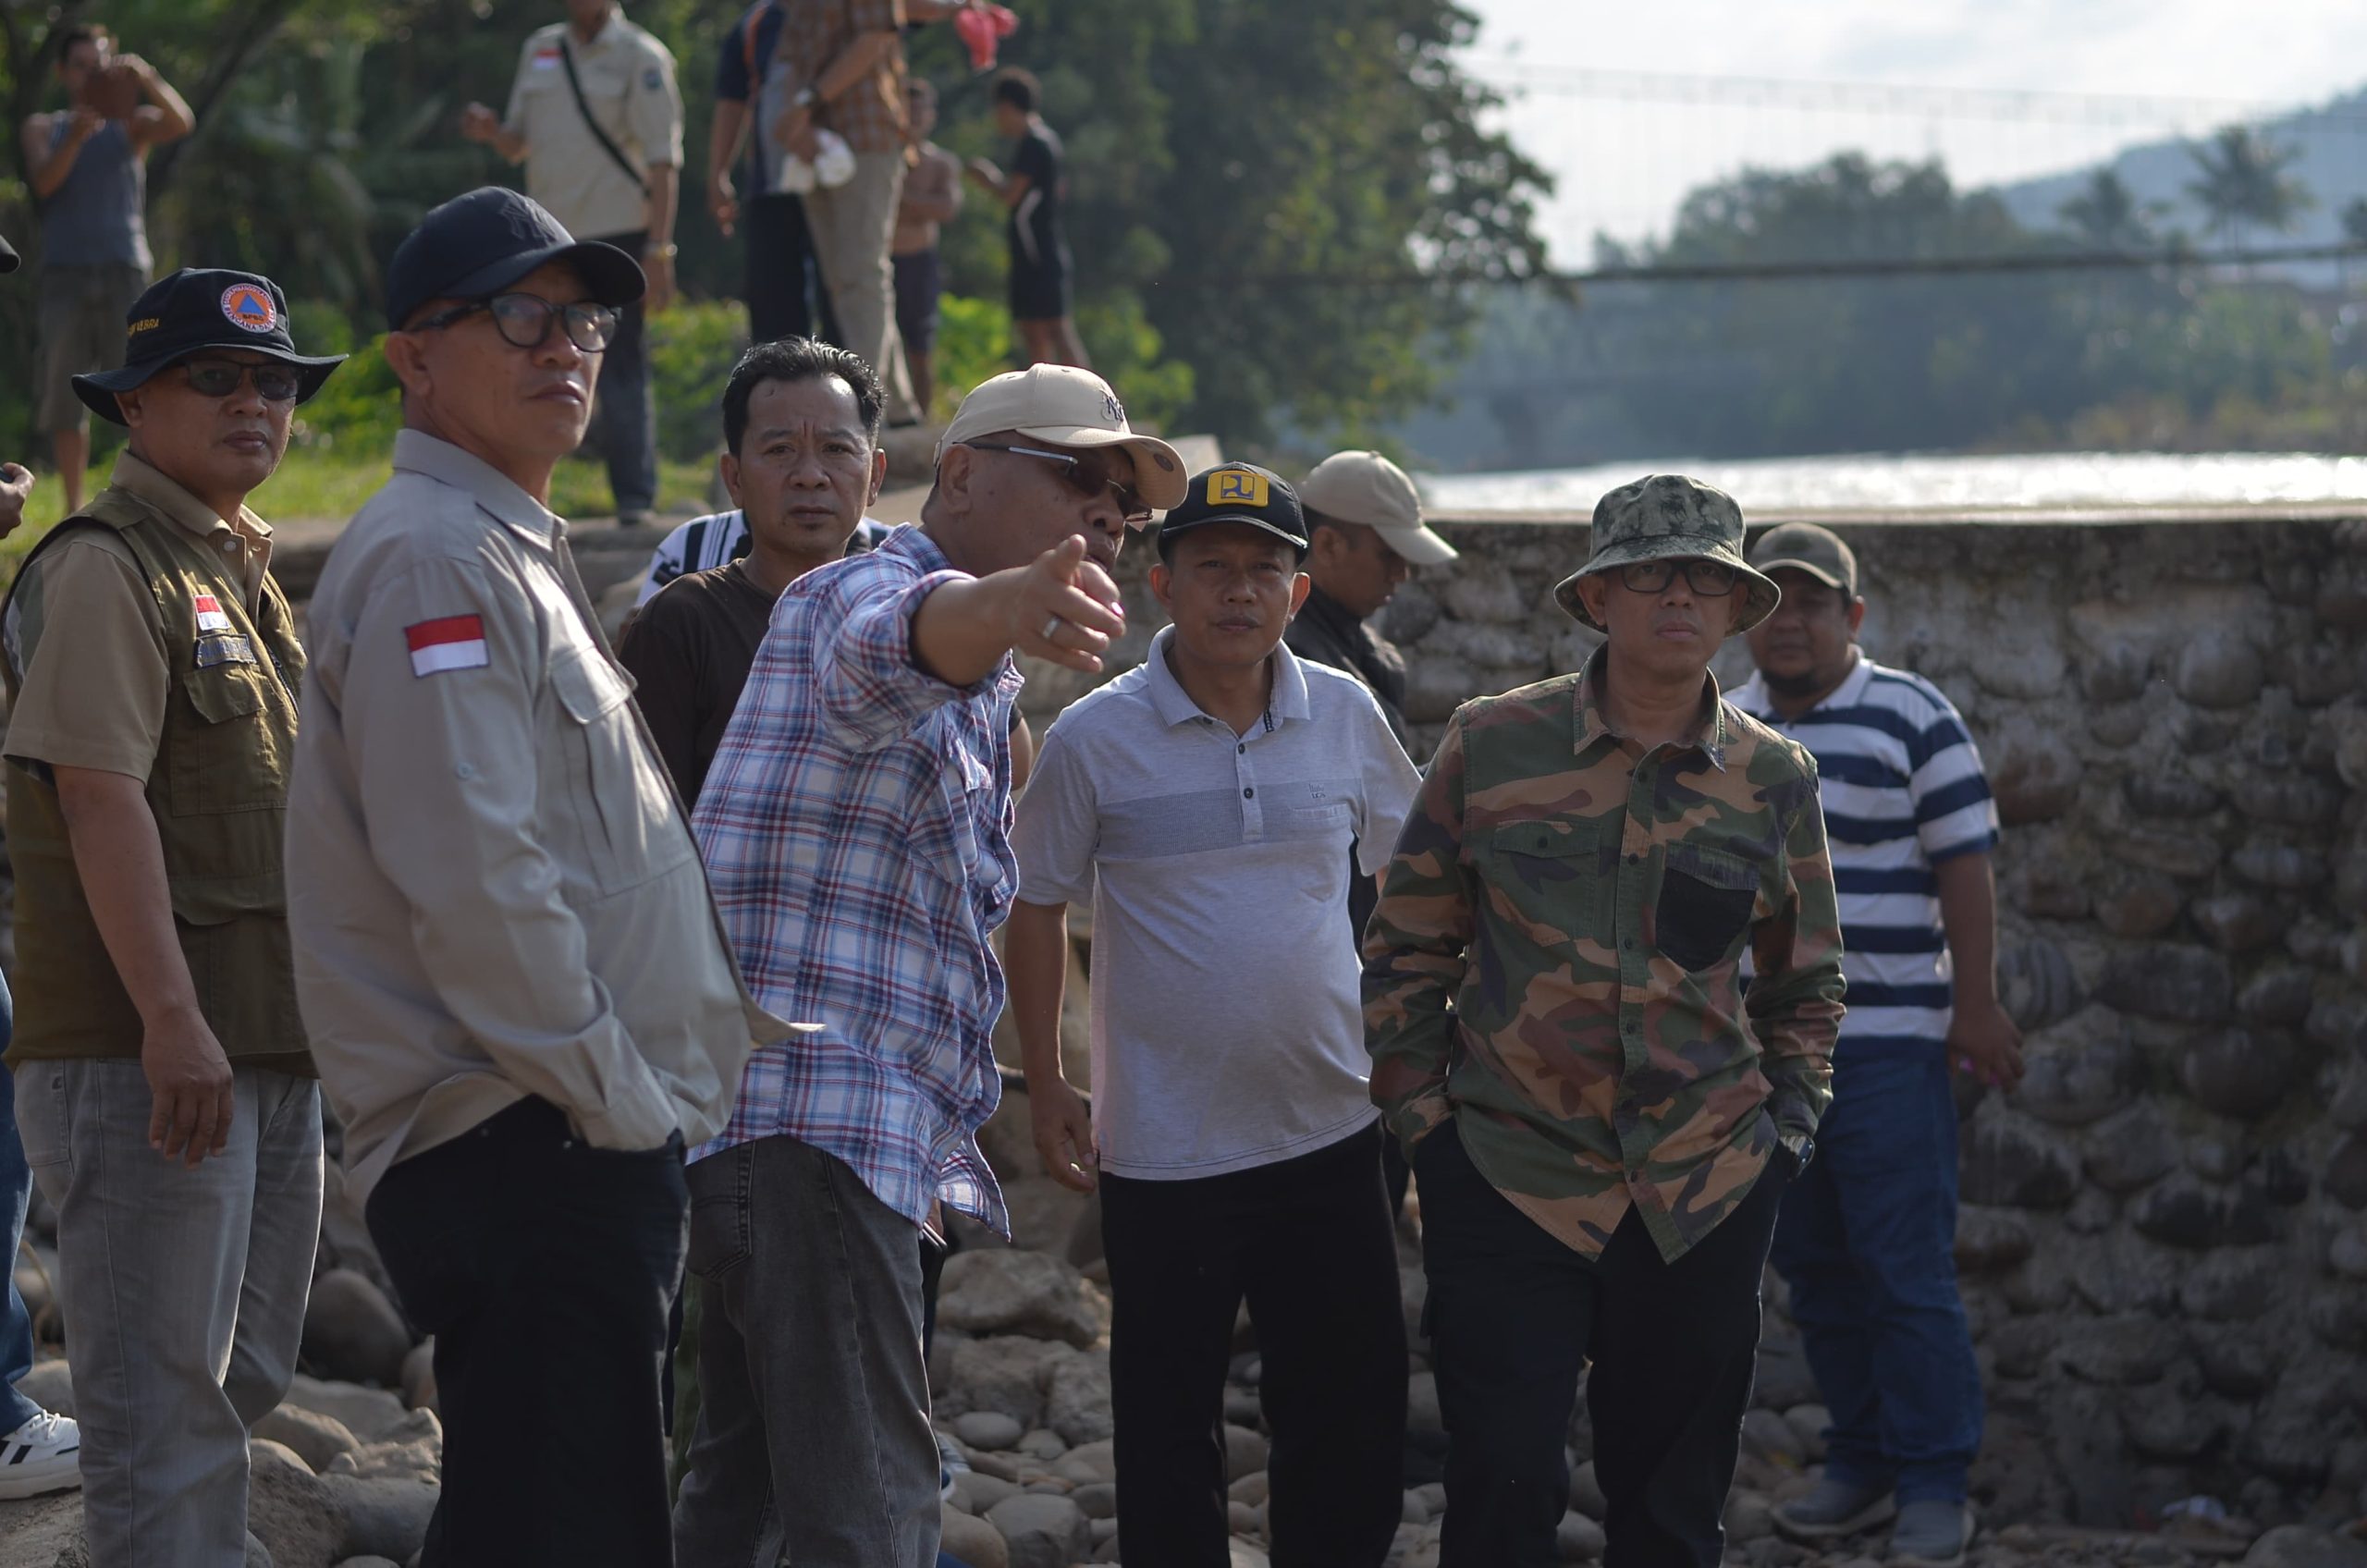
[1730,522,2022,1568]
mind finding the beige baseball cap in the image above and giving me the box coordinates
[1296,450,1458,566]
[1748,521,1859,596]
[935,364,1188,510]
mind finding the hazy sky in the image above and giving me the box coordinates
[1462,1,2367,262]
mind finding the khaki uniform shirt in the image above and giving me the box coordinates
[4,452,273,780]
[502,11,684,241]
[286,430,788,1203]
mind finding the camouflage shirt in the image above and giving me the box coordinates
[1363,648,1845,1262]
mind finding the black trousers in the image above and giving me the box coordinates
[366,1098,689,1568]
[1099,1123,1406,1568]
[744,193,840,347]
[1417,1119,1788,1568]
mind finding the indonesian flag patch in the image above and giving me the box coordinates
[192,593,233,633]
[406,615,489,677]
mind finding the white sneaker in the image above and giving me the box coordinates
[0,1410,82,1500]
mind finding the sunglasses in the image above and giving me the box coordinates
[410,292,619,353]
[965,442,1153,525]
[181,360,303,402]
[1615,557,1740,597]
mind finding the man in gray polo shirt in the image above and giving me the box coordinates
[1006,463,1417,1568]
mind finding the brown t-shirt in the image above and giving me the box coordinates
[617,559,778,805]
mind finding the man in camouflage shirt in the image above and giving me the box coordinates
[1364,474,1846,1568]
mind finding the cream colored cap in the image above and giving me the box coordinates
[1296,450,1457,565]
[935,364,1187,509]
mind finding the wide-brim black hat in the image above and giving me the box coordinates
[386,186,644,330]
[74,268,345,426]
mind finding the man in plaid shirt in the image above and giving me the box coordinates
[672,364,1184,1568]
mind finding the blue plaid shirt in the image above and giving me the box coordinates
[690,526,1019,1235]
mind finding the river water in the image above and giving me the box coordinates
[1418,450,2367,514]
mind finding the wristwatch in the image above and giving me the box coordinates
[791,86,818,111]
[1778,1130,1815,1175]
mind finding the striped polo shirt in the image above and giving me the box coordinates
[1730,655,1997,1050]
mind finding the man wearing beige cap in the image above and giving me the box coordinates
[675,363,1183,1568]
[1287,448,1457,752]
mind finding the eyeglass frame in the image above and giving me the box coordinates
[177,358,304,403]
[1611,557,1742,597]
[406,291,619,354]
[962,441,1155,525]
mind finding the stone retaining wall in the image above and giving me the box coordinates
[1033,510,2367,1527]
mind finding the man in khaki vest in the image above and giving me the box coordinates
[1,267,344,1568]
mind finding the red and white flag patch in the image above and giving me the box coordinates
[192,592,233,633]
[406,616,489,677]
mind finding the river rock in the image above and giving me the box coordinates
[1225,1422,1268,1481]
[2092,871,2184,937]
[1960,1110,2080,1209]
[2180,1029,2296,1120]
[952,1469,1021,1513]
[2193,892,2288,952]
[2172,630,2265,707]
[986,1493,1090,1568]
[1570,1459,1608,1520]
[938,1335,1076,1430]
[937,1249,1108,1350]
[2238,968,2318,1026]
[2328,1135,2367,1210]
[251,1404,362,1474]
[2015,1017,2136,1125]
[2082,1103,2180,1194]
[2124,770,2220,818]
[1998,939,2084,1033]
[2241,1525,2367,1568]
[953,1411,1024,1452]
[17,1356,73,1418]
[399,1341,435,1414]
[1044,1348,1115,1445]
[1556,1510,1608,1560]
[2120,1374,2228,1462]
[281,1376,411,1444]
[2233,842,2329,891]
[2093,945,2232,1023]
[1989,728,2084,824]
[1953,1206,2034,1271]
[2082,645,2152,704]
[941,1505,1011,1568]
[1054,1439,1117,1486]
[300,1270,413,1390]
[2131,1175,2275,1249]
[2178,1247,2279,1321]
[2254,776,2342,826]
[247,1439,342,1568]
[317,1473,437,1562]
[2103,827,2226,881]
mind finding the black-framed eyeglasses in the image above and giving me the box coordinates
[182,360,302,402]
[1615,557,1740,596]
[410,292,618,353]
[964,442,1153,525]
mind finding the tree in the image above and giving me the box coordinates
[2185,125,2313,248]
[2057,169,2158,251]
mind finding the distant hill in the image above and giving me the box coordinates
[1993,86,2367,279]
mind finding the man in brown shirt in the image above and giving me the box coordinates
[762,0,921,421]
[619,335,888,804]
[3,267,344,1568]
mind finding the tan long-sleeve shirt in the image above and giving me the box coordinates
[285,430,793,1202]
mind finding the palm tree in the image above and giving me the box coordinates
[2058,169,2157,251]
[2185,125,2314,252]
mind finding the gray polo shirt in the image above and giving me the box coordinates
[1012,627,1421,1180]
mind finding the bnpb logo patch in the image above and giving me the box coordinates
[220,283,277,334]
[1209,469,1269,508]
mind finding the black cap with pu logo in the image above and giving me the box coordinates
[72,268,346,426]
[1158,463,1310,558]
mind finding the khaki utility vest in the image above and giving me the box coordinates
[1,485,310,1064]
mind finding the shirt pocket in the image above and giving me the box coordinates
[169,663,284,816]
[926,728,993,884]
[1655,841,1762,974]
[549,645,694,898]
[1477,817,1613,939]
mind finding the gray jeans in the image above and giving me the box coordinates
[806,151,920,423]
[14,1060,324,1568]
[671,1133,939,1568]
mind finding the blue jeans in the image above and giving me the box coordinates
[0,974,38,1433]
[1768,1043,1982,1505]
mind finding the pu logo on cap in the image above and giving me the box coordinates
[220,283,277,334]
[1211,469,1269,508]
